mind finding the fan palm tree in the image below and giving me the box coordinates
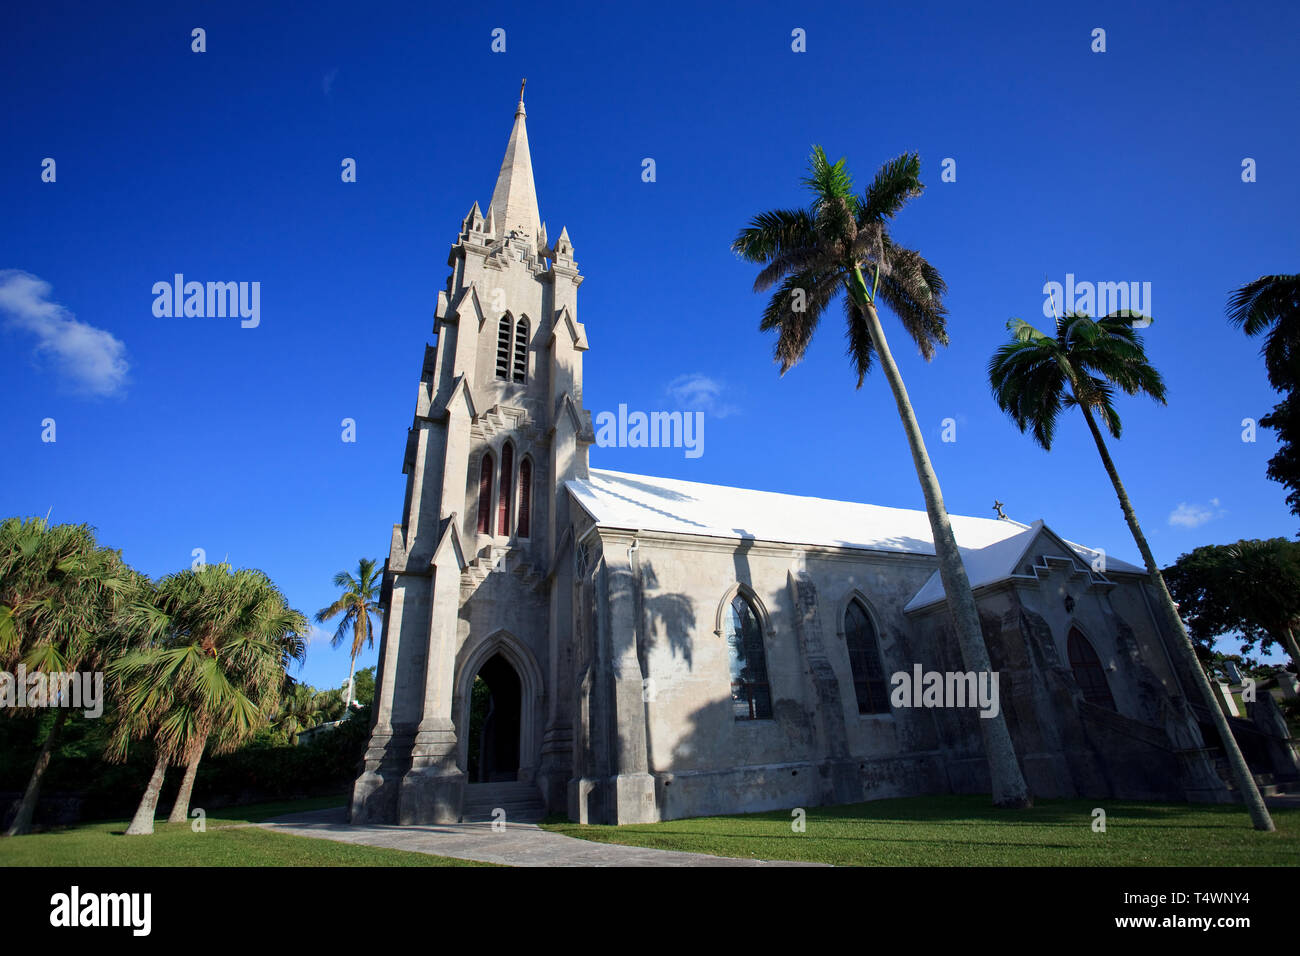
[988,311,1275,831]
[273,680,333,745]
[109,563,308,834]
[732,148,1031,808]
[0,516,139,836]
[315,558,382,712]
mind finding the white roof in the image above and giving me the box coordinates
[902,521,1141,612]
[565,469,1141,609]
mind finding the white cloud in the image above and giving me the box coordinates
[0,270,129,397]
[322,68,339,94]
[1168,501,1223,529]
[307,624,337,647]
[665,373,739,418]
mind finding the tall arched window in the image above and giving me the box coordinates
[845,599,889,714]
[496,315,511,379]
[725,592,771,720]
[476,452,494,534]
[1068,628,1116,710]
[512,317,528,383]
[517,458,532,538]
[497,443,514,537]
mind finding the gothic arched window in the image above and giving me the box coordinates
[1068,628,1116,710]
[512,317,528,383]
[497,443,514,537]
[496,315,511,379]
[725,592,771,720]
[845,599,889,715]
[477,452,494,535]
[517,457,532,538]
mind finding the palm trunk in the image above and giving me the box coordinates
[852,268,1031,808]
[1076,401,1274,831]
[166,737,206,823]
[5,708,69,837]
[345,652,357,710]
[125,752,168,836]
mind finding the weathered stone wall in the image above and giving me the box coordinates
[563,523,1222,822]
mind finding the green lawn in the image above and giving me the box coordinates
[541,795,1300,866]
[0,796,490,867]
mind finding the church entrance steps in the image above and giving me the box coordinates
[462,781,547,823]
[257,807,824,866]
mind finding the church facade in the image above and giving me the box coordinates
[349,94,1297,826]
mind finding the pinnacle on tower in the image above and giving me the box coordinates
[487,80,542,250]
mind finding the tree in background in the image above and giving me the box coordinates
[273,680,334,745]
[1164,537,1300,677]
[350,666,376,707]
[315,559,382,712]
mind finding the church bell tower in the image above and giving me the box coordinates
[351,85,593,825]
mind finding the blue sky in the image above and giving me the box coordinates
[2,0,1297,687]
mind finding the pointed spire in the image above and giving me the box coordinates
[487,80,541,249]
[555,225,574,256]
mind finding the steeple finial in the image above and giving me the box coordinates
[516,78,527,116]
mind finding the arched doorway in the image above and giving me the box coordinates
[1068,628,1117,710]
[465,653,522,782]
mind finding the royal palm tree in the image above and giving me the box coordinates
[0,516,139,836]
[109,563,307,834]
[1227,273,1300,514]
[733,148,1031,808]
[315,558,382,712]
[1227,273,1300,384]
[988,311,1275,831]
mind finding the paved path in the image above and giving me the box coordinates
[256,807,823,867]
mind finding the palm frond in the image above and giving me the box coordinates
[1227,273,1300,337]
[859,152,924,223]
[731,209,817,264]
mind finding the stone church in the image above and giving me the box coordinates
[350,92,1298,826]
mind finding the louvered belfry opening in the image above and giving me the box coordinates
[498,443,514,537]
[496,315,512,379]
[517,458,532,538]
[1068,628,1117,710]
[512,317,528,382]
[476,452,494,534]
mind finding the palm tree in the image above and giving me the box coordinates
[1226,273,1300,385]
[315,558,382,712]
[1227,273,1300,515]
[733,148,1031,808]
[0,516,138,836]
[109,563,308,834]
[273,680,333,745]
[988,311,1275,831]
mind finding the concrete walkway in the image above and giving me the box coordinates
[256,807,823,867]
